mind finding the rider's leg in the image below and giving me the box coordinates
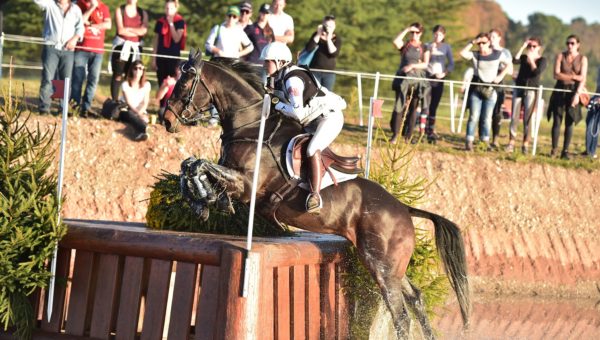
[305,111,344,213]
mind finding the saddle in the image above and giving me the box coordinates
[291,135,362,184]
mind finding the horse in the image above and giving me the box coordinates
[163,50,471,339]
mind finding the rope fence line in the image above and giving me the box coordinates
[1,33,597,154]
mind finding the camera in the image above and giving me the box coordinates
[323,24,330,33]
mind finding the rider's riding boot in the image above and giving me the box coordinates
[306,150,323,214]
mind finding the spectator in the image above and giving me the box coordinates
[33,0,84,115]
[268,0,294,44]
[204,6,254,59]
[547,34,588,159]
[120,60,151,141]
[71,0,111,117]
[239,2,252,29]
[151,0,186,87]
[110,0,148,101]
[424,24,454,143]
[243,3,273,66]
[506,37,547,153]
[460,32,511,151]
[155,61,182,124]
[304,14,341,91]
[583,66,600,159]
[390,23,430,144]
[488,28,513,149]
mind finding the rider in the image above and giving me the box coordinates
[260,42,346,214]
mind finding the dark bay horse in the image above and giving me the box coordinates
[163,51,470,338]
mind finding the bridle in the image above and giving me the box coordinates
[167,60,215,126]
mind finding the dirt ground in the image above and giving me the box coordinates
[32,115,600,300]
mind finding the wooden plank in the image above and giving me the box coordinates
[65,251,95,336]
[89,254,120,339]
[320,263,336,339]
[41,246,71,332]
[258,266,274,340]
[215,248,245,340]
[140,259,173,340]
[275,266,291,340]
[336,263,349,340]
[114,256,144,340]
[194,265,220,340]
[306,264,320,340]
[166,262,198,340]
[291,265,306,340]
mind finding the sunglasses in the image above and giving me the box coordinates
[228,14,238,18]
[241,10,250,14]
[566,41,577,46]
[477,41,489,45]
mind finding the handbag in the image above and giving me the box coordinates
[579,87,591,107]
[475,84,495,99]
[101,98,127,120]
[297,46,318,66]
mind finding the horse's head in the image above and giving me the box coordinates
[163,49,213,133]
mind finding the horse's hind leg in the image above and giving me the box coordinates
[401,276,435,340]
[357,234,414,339]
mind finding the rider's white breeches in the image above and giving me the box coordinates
[305,109,344,157]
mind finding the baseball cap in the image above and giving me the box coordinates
[240,2,252,12]
[259,3,271,13]
[226,6,241,17]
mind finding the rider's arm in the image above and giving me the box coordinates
[274,76,305,122]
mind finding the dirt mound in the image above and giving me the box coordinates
[35,115,600,297]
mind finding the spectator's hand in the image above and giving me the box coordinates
[65,38,78,51]
[402,64,413,73]
[90,0,98,9]
[493,74,504,84]
[571,93,580,107]
[317,24,325,36]
[436,72,446,79]
[572,74,584,82]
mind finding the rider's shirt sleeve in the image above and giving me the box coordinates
[275,76,306,121]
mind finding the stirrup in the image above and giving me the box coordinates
[305,192,323,214]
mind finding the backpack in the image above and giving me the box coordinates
[101,98,127,120]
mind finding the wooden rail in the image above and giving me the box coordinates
[2,219,352,340]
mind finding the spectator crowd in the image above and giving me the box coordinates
[32,0,598,158]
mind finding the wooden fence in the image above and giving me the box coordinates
[1,219,352,340]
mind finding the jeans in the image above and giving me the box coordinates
[313,71,336,91]
[39,45,74,112]
[509,89,537,142]
[466,90,497,142]
[585,106,600,156]
[118,109,148,135]
[71,51,104,112]
[425,80,444,136]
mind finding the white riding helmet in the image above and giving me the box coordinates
[260,42,293,64]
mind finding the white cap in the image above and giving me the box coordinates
[260,42,293,64]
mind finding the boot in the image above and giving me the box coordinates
[306,150,323,214]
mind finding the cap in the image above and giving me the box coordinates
[226,6,241,17]
[259,3,271,13]
[240,2,252,12]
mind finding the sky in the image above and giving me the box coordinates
[495,0,600,25]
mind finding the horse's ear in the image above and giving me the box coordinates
[194,48,203,61]
[188,48,196,62]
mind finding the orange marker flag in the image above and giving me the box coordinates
[50,80,65,99]
[372,99,384,118]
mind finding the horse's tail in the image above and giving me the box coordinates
[408,206,471,329]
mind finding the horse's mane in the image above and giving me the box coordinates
[208,58,266,95]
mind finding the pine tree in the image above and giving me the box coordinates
[0,92,66,340]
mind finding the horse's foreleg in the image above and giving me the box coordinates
[180,157,248,216]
